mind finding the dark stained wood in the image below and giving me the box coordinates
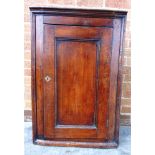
[56,41,97,126]
[54,25,103,39]
[97,27,113,139]
[35,139,118,148]
[31,12,37,142]
[108,19,122,141]
[36,15,44,137]
[114,17,127,143]
[30,7,127,148]
[43,25,112,139]
[44,16,113,27]
[43,24,55,138]
[30,7,127,18]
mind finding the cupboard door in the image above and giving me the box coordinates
[43,24,113,140]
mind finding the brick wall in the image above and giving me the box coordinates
[24,0,131,125]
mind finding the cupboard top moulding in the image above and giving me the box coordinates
[30,7,127,16]
[30,7,127,149]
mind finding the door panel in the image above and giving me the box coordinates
[43,25,113,140]
[56,40,97,126]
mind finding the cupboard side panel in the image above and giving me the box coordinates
[114,17,126,143]
[108,19,122,140]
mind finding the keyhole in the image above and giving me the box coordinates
[45,75,52,82]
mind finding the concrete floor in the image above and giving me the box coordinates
[24,122,131,155]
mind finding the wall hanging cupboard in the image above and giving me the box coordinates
[30,7,127,148]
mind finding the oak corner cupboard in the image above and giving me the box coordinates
[30,7,127,148]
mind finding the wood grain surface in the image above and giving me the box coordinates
[30,7,127,148]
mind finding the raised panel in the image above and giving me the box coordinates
[56,39,99,126]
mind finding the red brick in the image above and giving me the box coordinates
[25,0,48,5]
[24,32,31,42]
[121,98,131,106]
[33,0,47,3]
[24,100,32,110]
[122,66,131,74]
[122,55,130,67]
[123,74,131,82]
[24,92,31,100]
[24,76,31,84]
[24,42,31,50]
[24,60,31,68]
[125,30,131,39]
[122,83,131,98]
[77,0,103,7]
[122,56,127,66]
[24,69,31,76]
[120,114,130,120]
[124,39,131,49]
[124,49,131,57]
[24,2,29,11]
[24,13,30,22]
[126,21,131,31]
[126,21,130,27]
[48,0,75,5]
[126,57,131,66]
[24,22,31,32]
[25,85,31,93]
[105,0,130,9]
[121,106,131,113]
[24,52,31,60]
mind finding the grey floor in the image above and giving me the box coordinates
[24,122,131,155]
